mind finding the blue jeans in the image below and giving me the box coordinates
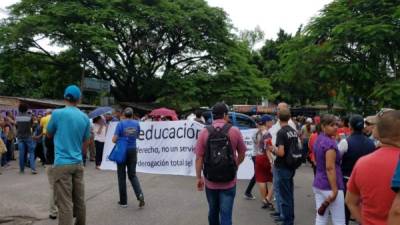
[276,167,295,225]
[18,138,35,172]
[205,186,236,225]
[273,167,283,219]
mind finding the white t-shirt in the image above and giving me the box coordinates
[93,123,107,143]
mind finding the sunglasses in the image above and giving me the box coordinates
[377,108,394,118]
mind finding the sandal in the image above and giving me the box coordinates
[262,199,274,210]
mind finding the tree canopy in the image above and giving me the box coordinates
[1,0,399,113]
[0,0,271,109]
[272,0,400,112]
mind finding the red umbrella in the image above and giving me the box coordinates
[149,108,178,121]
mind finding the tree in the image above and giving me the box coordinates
[157,41,273,110]
[0,49,82,98]
[272,0,400,112]
[0,0,234,102]
[239,26,265,51]
[251,29,293,102]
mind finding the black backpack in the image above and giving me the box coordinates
[284,127,304,170]
[203,124,237,182]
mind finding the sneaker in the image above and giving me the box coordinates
[270,212,280,217]
[118,202,128,208]
[49,215,57,220]
[138,196,145,208]
[31,170,37,174]
[243,193,256,200]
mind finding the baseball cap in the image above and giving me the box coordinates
[64,85,81,102]
[212,102,229,116]
[123,107,134,116]
[365,108,395,125]
[306,117,313,123]
[259,115,273,125]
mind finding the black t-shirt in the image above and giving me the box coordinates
[275,125,299,168]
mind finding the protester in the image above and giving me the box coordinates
[32,116,45,167]
[338,114,375,225]
[45,128,58,220]
[40,109,52,161]
[113,108,122,121]
[112,107,145,208]
[243,116,259,201]
[268,102,297,222]
[5,111,16,160]
[47,85,91,225]
[389,158,400,225]
[243,145,256,200]
[364,108,394,148]
[16,103,36,174]
[195,102,246,225]
[1,124,12,167]
[87,115,96,162]
[254,115,274,209]
[337,116,351,140]
[0,125,7,168]
[312,114,345,225]
[93,116,106,169]
[308,123,321,176]
[301,118,314,160]
[194,110,205,124]
[345,110,400,225]
[271,108,300,225]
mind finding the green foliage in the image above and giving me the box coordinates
[157,42,273,110]
[257,0,400,113]
[1,0,233,102]
[0,0,272,110]
[0,50,81,98]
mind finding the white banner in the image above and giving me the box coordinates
[100,121,256,179]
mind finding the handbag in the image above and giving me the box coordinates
[108,137,129,164]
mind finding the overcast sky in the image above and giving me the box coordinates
[1,0,332,39]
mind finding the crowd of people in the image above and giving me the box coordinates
[196,102,400,225]
[1,85,400,225]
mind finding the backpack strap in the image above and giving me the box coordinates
[206,123,232,136]
[206,125,215,135]
[221,123,232,135]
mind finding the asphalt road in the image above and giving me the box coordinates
[0,160,323,225]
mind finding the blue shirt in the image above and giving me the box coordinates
[341,132,375,177]
[392,158,400,192]
[114,119,140,149]
[47,106,91,166]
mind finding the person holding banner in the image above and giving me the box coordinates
[195,102,246,225]
[112,107,145,208]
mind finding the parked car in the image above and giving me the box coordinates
[202,111,257,130]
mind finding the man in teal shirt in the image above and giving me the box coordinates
[47,85,90,225]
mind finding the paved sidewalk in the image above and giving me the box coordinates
[0,160,319,225]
